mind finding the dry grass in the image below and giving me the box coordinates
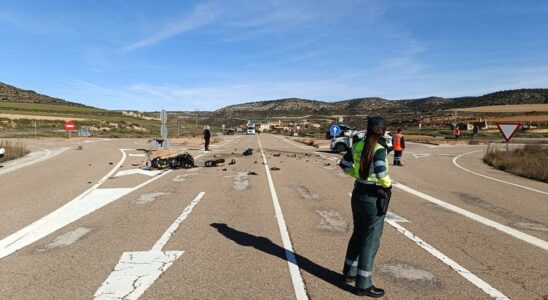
[483,144,547,182]
[456,104,548,113]
[0,140,30,163]
[484,114,548,122]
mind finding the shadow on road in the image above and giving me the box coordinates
[210,223,354,294]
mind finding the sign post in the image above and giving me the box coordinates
[160,110,168,149]
[496,122,522,156]
[64,121,76,139]
[330,124,341,139]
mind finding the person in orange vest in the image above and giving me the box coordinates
[454,126,461,140]
[392,129,405,166]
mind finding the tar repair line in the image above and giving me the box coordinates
[258,135,308,300]
[453,150,548,196]
[347,192,509,299]
[0,149,173,259]
[94,192,206,300]
[394,182,548,251]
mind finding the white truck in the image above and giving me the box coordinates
[0,147,5,159]
[330,130,392,152]
[246,124,256,135]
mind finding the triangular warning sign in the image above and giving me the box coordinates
[496,122,522,142]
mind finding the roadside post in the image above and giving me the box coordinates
[33,121,37,139]
[330,124,341,140]
[64,120,76,139]
[176,120,181,137]
[160,110,169,150]
[496,122,522,156]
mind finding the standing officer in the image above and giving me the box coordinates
[392,128,405,166]
[203,125,211,151]
[339,116,392,297]
[454,126,461,140]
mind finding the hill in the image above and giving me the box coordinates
[0,82,89,107]
[215,89,548,118]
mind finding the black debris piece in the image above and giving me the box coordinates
[222,168,227,171]
[205,158,225,167]
[273,153,281,157]
[270,167,280,171]
[254,161,258,164]
[248,172,258,175]
[325,163,331,166]
[229,159,236,165]
[243,148,253,156]
[109,162,114,165]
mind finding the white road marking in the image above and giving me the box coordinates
[349,192,509,299]
[453,150,548,196]
[36,227,91,252]
[129,153,146,157]
[0,150,172,259]
[394,182,548,251]
[0,147,69,176]
[258,135,308,300]
[114,169,162,177]
[313,151,340,161]
[95,192,206,300]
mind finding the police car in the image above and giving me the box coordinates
[330,130,392,153]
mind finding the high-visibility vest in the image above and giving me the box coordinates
[393,133,403,151]
[344,141,391,188]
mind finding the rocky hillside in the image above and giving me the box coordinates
[0,82,87,106]
[215,89,548,117]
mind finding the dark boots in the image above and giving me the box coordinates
[356,285,385,298]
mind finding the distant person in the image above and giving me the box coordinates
[339,116,392,297]
[392,128,405,166]
[472,125,479,138]
[454,126,461,140]
[203,126,211,151]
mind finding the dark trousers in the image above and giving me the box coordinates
[205,138,210,150]
[393,150,403,165]
[343,183,385,289]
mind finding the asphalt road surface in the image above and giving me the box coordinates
[0,135,546,299]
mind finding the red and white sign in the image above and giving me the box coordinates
[496,122,521,142]
[64,121,76,132]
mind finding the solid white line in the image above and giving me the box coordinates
[152,192,206,251]
[394,182,548,251]
[0,147,69,176]
[0,150,173,259]
[387,220,509,299]
[258,135,308,300]
[453,150,548,195]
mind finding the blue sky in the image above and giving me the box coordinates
[0,0,547,111]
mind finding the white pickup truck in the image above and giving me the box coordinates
[0,147,5,159]
[330,130,392,152]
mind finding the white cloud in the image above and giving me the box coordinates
[122,2,219,53]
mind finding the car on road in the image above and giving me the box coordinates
[330,130,393,152]
[227,128,235,135]
[246,124,256,135]
[0,147,4,159]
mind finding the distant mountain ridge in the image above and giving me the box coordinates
[0,82,88,107]
[216,89,548,116]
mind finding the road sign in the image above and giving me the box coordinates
[64,121,76,132]
[330,124,341,137]
[160,124,168,140]
[496,122,522,142]
[160,110,167,124]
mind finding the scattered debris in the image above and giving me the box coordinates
[109,162,114,165]
[243,148,253,156]
[76,146,83,150]
[205,159,225,167]
[222,168,227,171]
[254,161,258,164]
[248,172,258,175]
[229,159,236,165]
[270,167,280,171]
[273,153,281,157]
[325,163,331,166]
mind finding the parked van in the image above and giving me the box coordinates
[246,124,256,135]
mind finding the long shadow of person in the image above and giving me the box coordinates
[210,223,354,294]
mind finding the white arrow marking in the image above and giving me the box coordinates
[347,193,509,299]
[94,192,206,300]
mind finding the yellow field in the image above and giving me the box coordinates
[485,115,548,122]
[455,104,548,113]
[0,113,87,121]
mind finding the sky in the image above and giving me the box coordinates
[0,0,547,111]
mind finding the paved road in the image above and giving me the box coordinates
[0,135,546,299]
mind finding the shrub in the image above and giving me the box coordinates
[0,140,30,163]
[484,144,547,182]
